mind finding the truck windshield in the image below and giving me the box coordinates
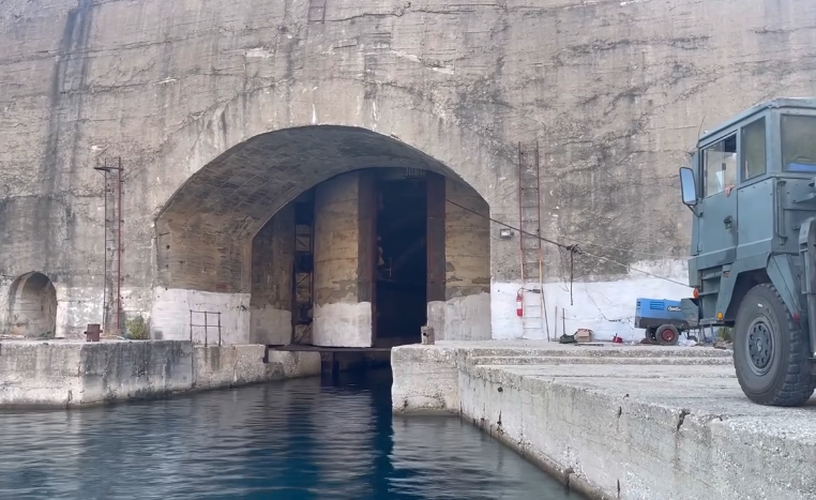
[782,114,816,172]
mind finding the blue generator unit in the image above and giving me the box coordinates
[634,298,694,346]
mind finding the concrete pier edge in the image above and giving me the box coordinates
[391,340,816,500]
[471,416,612,500]
[462,374,615,500]
[400,346,615,500]
[0,340,322,409]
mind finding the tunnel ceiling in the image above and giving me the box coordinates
[157,125,462,237]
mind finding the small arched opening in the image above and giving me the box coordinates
[6,272,57,338]
[153,125,492,347]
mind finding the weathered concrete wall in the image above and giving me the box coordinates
[494,260,694,341]
[392,341,816,500]
[192,345,321,391]
[0,340,193,406]
[428,178,492,341]
[313,172,373,347]
[80,339,194,402]
[391,343,460,414]
[0,340,321,407]
[443,179,491,340]
[250,205,294,345]
[2,0,815,341]
[150,288,251,344]
[0,341,85,406]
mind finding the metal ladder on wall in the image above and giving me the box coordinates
[517,142,549,340]
[292,192,315,345]
[95,158,124,336]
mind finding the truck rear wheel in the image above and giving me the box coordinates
[733,283,816,406]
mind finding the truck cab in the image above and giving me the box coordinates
[679,98,816,407]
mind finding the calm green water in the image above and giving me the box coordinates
[0,370,579,500]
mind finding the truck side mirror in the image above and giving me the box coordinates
[679,167,697,207]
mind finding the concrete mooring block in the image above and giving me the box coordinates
[421,326,435,345]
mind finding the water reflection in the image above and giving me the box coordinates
[0,370,578,500]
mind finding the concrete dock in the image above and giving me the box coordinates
[0,340,321,408]
[391,340,816,500]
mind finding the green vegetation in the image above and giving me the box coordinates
[717,327,733,342]
[125,315,149,340]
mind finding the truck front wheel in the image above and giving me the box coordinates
[734,283,816,406]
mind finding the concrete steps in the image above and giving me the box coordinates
[469,355,734,366]
[462,346,732,360]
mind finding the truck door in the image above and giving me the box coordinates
[696,132,738,269]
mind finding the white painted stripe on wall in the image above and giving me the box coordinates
[491,259,693,342]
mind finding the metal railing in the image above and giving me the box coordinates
[189,309,222,347]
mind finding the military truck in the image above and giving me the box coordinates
[678,98,816,407]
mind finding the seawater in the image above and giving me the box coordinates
[0,370,580,500]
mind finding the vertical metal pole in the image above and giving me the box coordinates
[217,312,222,346]
[517,142,525,287]
[116,157,123,336]
[204,313,208,348]
[189,310,193,343]
[562,308,566,337]
[101,161,109,329]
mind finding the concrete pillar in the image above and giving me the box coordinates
[429,178,491,341]
[249,204,294,345]
[312,172,375,347]
[425,173,447,340]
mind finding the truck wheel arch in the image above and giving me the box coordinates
[726,269,772,321]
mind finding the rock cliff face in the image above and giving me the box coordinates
[1,0,814,340]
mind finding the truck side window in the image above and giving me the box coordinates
[703,134,737,197]
[782,115,816,172]
[742,118,766,180]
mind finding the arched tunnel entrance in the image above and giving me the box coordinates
[153,126,491,348]
[6,272,57,338]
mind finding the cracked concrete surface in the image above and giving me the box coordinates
[392,341,816,499]
[1,0,815,338]
[0,340,321,407]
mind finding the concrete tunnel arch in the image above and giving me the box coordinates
[152,125,493,347]
[6,272,58,338]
